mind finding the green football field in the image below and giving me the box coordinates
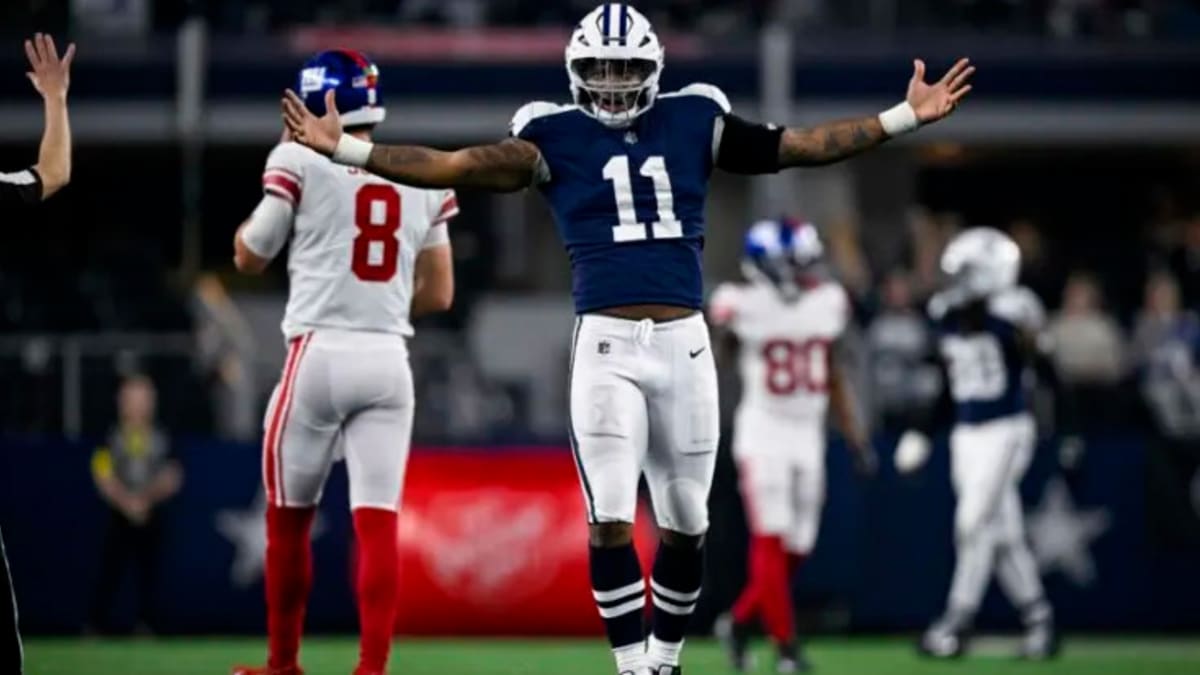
[22,636,1200,675]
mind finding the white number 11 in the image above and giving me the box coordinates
[602,155,683,242]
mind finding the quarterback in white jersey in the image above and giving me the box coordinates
[710,219,876,673]
[231,51,455,675]
[895,227,1056,661]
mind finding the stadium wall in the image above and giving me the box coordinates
[1,435,1197,635]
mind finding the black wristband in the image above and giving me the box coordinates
[715,114,783,175]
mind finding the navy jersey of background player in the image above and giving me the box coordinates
[511,84,729,314]
[932,288,1044,424]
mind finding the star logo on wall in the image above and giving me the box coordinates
[1026,478,1110,587]
[215,490,326,588]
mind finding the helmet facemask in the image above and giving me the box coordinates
[569,57,659,127]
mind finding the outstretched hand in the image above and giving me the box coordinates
[907,58,974,124]
[281,89,342,156]
[25,33,75,101]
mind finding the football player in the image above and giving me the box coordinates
[894,227,1057,660]
[709,219,876,673]
[231,50,457,675]
[282,6,972,673]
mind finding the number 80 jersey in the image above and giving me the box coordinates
[709,280,851,422]
[262,142,457,339]
[512,84,730,313]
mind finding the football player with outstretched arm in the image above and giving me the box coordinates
[709,219,876,673]
[282,5,972,674]
[895,228,1057,660]
[231,51,457,675]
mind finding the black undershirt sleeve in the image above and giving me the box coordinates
[714,113,783,175]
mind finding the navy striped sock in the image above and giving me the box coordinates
[590,543,646,668]
[648,540,703,666]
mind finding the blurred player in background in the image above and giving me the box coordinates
[894,227,1057,660]
[1,32,74,675]
[231,50,457,675]
[282,4,972,672]
[708,219,877,673]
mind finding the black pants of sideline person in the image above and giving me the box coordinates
[89,509,163,634]
[0,526,22,675]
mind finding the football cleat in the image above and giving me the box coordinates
[775,641,812,673]
[714,612,753,671]
[646,666,682,675]
[1018,618,1060,660]
[917,625,968,659]
[230,666,304,675]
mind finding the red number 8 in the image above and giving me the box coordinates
[761,338,832,396]
[352,184,401,282]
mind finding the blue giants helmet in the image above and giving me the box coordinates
[297,49,385,128]
[741,217,826,300]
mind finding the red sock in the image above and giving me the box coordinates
[734,536,794,644]
[265,505,316,669]
[353,507,400,673]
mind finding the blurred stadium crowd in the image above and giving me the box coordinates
[5,0,1200,38]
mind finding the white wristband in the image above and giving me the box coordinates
[878,101,920,137]
[332,134,374,167]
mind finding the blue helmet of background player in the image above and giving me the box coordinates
[741,217,825,300]
[565,4,664,129]
[297,49,385,129]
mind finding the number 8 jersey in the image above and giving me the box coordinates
[709,280,851,422]
[259,142,457,339]
[511,84,729,313]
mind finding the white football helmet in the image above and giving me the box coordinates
[565,3,664,128]
[939,227,1022,301]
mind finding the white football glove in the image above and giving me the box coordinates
[894,430,932,474]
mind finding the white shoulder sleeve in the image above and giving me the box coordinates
[240,196,293,259]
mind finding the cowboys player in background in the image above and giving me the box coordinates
[895,228,1058,660]
[282,4,974,673]
[1,33,74,675]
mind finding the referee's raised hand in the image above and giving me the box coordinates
[1,33,75,205]
[25,33,75,101]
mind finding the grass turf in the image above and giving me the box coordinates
[22,636,1200,675]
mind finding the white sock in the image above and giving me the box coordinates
[647,635,683,667]
[613,642,646,673]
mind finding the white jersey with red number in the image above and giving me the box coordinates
[261,142,457,339]
[709,280,851,424]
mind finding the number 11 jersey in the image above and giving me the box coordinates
[261,142,457,339]
[511,84,730,314]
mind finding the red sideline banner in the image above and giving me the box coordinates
[393,448,656,636]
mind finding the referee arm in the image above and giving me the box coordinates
[1,34,74,206]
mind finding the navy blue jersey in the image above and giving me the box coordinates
[511,84,730,314]
[932,288,1045,424]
